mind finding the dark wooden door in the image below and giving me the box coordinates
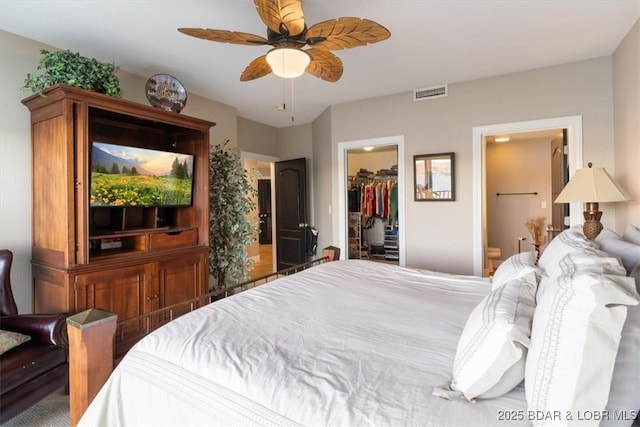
[550,129,569,238]
[258,179,272,244]
[275,158,307,270]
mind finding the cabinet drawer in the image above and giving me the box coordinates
[149,229,198,250]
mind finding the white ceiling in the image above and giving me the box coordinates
[1,1,638,128]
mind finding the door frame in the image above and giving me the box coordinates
[241,151,279,273]
[337,135,406,266]
[471,115,583,276]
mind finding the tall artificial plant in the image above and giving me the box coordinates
[208,141,258,290]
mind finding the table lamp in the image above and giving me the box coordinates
[554,162,630,240]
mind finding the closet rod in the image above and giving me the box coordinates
[496,192,538,196]
[373,176,397,182]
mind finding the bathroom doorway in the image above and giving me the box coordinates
[484,129,565,273]
[472,116,583,276]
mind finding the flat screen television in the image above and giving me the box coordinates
[90,142,195,207]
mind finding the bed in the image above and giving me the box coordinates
[78,226,640,427]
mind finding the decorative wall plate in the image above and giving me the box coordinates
[145,74,187,113]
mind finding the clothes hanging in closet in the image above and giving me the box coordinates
[360,181,398,225]
[389,183,398,227]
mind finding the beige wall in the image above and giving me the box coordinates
[257,165,271,178]
[311,108,334,251]
[237,116,278,157]
[613,19,640,230]
[320,57,618,274]
[0,30,237,313]
[0,32,40,314]
[277,123,313,160]
[486,138,552,259]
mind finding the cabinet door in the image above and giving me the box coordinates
[74,264,151,343]
[157,252,206,318]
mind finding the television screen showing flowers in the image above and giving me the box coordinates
[90,142,194,207]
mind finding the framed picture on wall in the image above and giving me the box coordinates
[414,152,455,201]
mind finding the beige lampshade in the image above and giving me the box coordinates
[554,164,630,203]
[266,48,310,79]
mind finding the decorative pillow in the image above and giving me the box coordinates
[631,262,640,286]
[604,271,640,426]
[0,329,31,355]
[596,229,640,274]
[525,249,639,426]
[433,271,537,401]
[491,251,539,290]
[538,225,597,277]
[623,224,640,245]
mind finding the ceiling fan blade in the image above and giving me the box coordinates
[305,49,343,83]
[240,55,272,81]
[306,17,391,50]
[178,28,269,45]
[254,0,305,37]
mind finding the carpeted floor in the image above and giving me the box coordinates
[1,391,69,427]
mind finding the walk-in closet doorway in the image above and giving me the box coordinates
[337,136,406,266]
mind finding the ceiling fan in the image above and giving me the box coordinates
[178,0,391,82]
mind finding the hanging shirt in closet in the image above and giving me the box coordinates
[389,183,398,227]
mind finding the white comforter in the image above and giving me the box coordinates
[79,260,528,427]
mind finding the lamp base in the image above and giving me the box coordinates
[582,202,603,240]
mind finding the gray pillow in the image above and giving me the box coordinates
[623,224,640,246]
[596,229,640,275]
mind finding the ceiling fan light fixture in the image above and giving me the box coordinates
[266,48,311,79]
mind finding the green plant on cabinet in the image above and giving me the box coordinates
[22,49,122,97]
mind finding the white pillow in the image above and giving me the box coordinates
[596,229,640,274]
[538,225,597,277]
[491,251,539,290]
[433,271,537,401]
[526,250,639,427]
[623,224,640,245]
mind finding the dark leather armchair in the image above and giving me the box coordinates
[0,249,69,423]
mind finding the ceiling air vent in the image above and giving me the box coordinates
[413,84,447,101]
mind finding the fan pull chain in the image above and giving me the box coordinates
[290,79,295,122]
[281,78,286,112]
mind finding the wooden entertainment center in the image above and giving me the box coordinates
[22,85,215,348]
